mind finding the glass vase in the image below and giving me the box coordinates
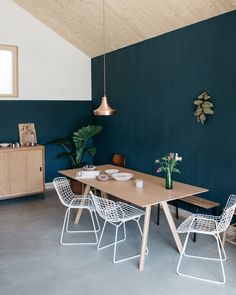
[165,172,173,189]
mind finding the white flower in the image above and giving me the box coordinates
[176,156,182,161]
[174,153,182,161]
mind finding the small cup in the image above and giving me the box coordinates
[135,179,144,188]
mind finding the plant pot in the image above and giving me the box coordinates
[70,179,83,194]
[165,173,173,189]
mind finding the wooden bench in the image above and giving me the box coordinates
[156,195,220,242]
[179,195,220,212]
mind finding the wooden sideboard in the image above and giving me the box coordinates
[0,145,45,200]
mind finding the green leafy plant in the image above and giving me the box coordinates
[48,125,103,168]
[194,91,214,124]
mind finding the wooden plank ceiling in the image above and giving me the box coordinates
[13,0,236,58]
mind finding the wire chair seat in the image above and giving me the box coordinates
[176,194,236,284]
[102,200,145,223]
[90,192,148,263]
[177,214,220,234]
[69,197,95,209]
[53,177,100,246]
[116,201,145,221]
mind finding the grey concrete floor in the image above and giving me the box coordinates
[0,190,236,295]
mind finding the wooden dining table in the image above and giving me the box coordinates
[59,164,208,271]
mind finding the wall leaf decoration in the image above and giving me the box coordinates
[194,91,214,124]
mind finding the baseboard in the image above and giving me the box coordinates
[45,182,54,190]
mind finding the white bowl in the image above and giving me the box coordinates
[112,173,133,181]
[83,165,96,171]
[105,169,119,175]
[0,143,10,148]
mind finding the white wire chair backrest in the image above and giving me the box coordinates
[218,194,236,232]
[53,177,77,207]
[90,192,124,223]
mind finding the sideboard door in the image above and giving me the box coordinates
[0,145,45,199]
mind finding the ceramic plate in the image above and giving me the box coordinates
[112,173,133,181]
[0,143,10,148]
[105,169,119,175]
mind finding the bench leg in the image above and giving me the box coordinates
[193,208,199,243]
[212,207,217,216]
[193,207,218,243]
[157,201,178,225]
[175,201,179,219]
[156,204,160,225]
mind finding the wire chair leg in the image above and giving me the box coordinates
[97,220,107,250]
[97,221,126,251]
[177,232,226,284]
[177,231,191,275]
[97,220,145,263]
[184,235,226,261]
[113,225,119,263]
[66,207,72,232]
[217,234,227,261]
[113,221,148,263]
[136,218,149,254]
[60,208,99,245]
[65,208,100,234]
[215,234,226,284]
[60,208,69,245]
[123,222,127,240]
[94,210,101,232]
[88,209,99,244]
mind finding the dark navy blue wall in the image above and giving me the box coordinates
[92,11,236,207]
[0,101,92,182]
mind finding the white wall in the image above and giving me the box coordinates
[0,0,91,100]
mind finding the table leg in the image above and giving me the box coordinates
[162,201,183,253]
[222,231,227,245]
[74,184,91,224]
[101,191,108,198]
[139,205,151,271]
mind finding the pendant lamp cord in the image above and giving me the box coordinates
[103,0,106,96]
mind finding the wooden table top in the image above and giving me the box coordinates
[59,164,208,208]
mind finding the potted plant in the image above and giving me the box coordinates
[48,124,102,192]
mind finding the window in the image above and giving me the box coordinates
[0,45,18,97]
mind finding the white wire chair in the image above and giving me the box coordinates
[53,177,100,245]
[177,194,236,284]
[90,191,148,263]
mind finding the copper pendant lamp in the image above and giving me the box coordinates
[93,0,116,116]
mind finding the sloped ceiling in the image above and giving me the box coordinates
[13,0,236,58]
